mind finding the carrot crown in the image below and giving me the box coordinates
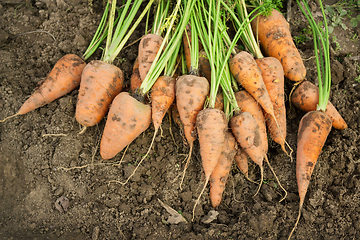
[297,0,331,111]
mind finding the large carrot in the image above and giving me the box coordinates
[1,54,85,122]
[209,131,237,208]
[251,9,306,82]
[256,57,287,153]
[100,92,152,160]
[289,1,333,238]
[176,74,209,188]
[235,146,249,178]
[234,90,268,153]
[229,51,275,119]
[75,61,124,128]
[291,80,347,130]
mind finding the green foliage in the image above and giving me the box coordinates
[324,1,360,33]
[246,0,283,16]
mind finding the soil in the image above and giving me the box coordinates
[1,1,360,239]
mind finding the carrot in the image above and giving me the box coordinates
[138,33,164,81]
[251,9,306,82]
[229,51,275,119]
[291,80,348,130]
[230,111,265,195]
[255,57,288,153]
[209,131,237,208]
[192,108,227,219]
[289,111,332,238]
[100,92,152,160]
[214,92,224,111]
[1,54,85,122]
[130,57,142,94]
[176,75,209,188]
[234,90,268,154]
[234,147,249,178]
[198,49,211,83]
[75,61,124,128]
[182,24,192,73]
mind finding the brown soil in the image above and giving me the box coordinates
[1,1,360,239]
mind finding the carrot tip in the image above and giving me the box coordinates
[253,165,264,197]
[0,112,20,123]
[78,126,87,135]
[179,144,193,190]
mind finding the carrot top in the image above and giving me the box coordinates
[296,0,331,112]
[102,0,155,64]
[139,0,196,96]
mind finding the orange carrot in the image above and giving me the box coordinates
[234,90,268,153]
[291,80,348,130]
[151,76,176,131]
[288,111,332,238]
[199,49,211,83]
[99,92,151,160]
[251,9,306,82]
[229,51,275,119]
[230,111,265,195]
[214,92,224,111]
[234,147,249,178]
[209,131,237,208]
[75,60,124,128]
[1,54,85,122]
[183,24,192,73]
[176,75,209,189]
[255,57,287,153]
[138,34,164,81]
[192,108,227,219]
[130,58,142,94]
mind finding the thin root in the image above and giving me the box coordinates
[179,144,193,190]
[112,144,130,167]
[117,129,157,186]
[265,156,288,202]
[192,176,210,222]
[253,165,264,197]
[288,205,302,240]
[0,113,20,123]
[42,133,68,137]
[78,126,87,135]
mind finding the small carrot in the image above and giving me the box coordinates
[234,147,249,178]
[256,57,288,153]
[291,80,347,130]
[230,111,265,195]
[138,33,164,81]
[182,24,192,73]
[229,51,275,119]
[234,90,268,154]
[209,131,237,208]
[214,92,224,111]
[198,49,211,83]
[130,57,142,94]
[251,9,306,82]
[75,61,124,129]
[100,92,152,160]
[1,54,85,122]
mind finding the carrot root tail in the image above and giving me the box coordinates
[179,144,193,190]
[254,165,264,197]
[265,156,288,202]
[119,129,158,186]
[0,113,20,123]
[288,205,303,240]
[78,126,87,135]
[192,176,210,222]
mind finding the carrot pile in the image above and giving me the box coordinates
[1,0,349,237]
